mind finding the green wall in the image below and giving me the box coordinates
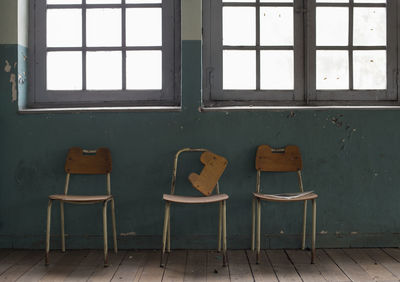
[1,41,400,250]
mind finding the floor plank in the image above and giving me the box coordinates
[0,251,43,281]
[325,249,374,282]
[310,249,350,282]
[366,248,400,279]
[162,250,186,282]
[344,248,398,281]
[111,251,145,281]
[266,250,302,282]
[286,250,327,282]
[227,250,253,282]
[87,251,126,282]
[0,251,30,276]
[135,251,165,282]
[246,250,278,282]
[183,250,207,282]
[206,251,230,282]
[65,250,104,282]
[17,252,66,282]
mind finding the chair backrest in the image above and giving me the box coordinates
[256,145,302,172]
[63,147,112,195]
[170,148,227,196]
[255,145,304,193]
[65,147,112,175]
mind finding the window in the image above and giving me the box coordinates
[203,0,397,107]
[29,0,181,108]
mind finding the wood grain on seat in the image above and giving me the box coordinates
[163,194,229,204]
[48,194,112,203]
[65,147,112,175]
[253,192,318,202]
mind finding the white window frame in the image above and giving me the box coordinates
[203,0,399,107]
[29,0,181,108]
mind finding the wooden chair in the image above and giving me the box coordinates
[45,147,117,267]
[160,148,229,267]
[251,145,318,264]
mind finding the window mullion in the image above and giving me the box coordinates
[122,0,126,91]
[349,0,354,91]
[256,0,260,91]
[82,0,87,91]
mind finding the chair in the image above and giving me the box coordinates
[160,148,229,267]
[251,145,317,264]
[45,147,117,266]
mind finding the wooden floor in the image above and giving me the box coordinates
[1,248,400,281]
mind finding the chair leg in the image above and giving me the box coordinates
[311,199,317,264]
[45,200,53,265]
[167,207,171,253]
[103,201,109,267]
[111,198,118,254]
[256,199,261,264]
[302,200,307,250]
[60,201,66,253]
[160,202,170,267]
[222,200,227,267]
[251,197,255,251]
[218,201,222,252]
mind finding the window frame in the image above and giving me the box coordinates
[202,0,399,107]
[29,0,181,108]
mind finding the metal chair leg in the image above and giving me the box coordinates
[45,199,53,265]
[60,201,66,253]
[222,200,227,267]
[256,199,261,264]
[251,197,255,251]
[311,199,317,264]
[103,201,109,267]
[167,207,171,253]
[218,201,222,252]
[111,198,118,254]
[160,202,170,267]
[302,200,307,250]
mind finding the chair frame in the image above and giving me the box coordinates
[251,146,317,264]
[45,148,117,267]
[160,148,227,267]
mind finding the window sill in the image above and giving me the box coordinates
[18,106,182,114]
[200,105,400,112]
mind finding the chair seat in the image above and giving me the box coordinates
[48,194,112,203]
[253,192,318,202]
[163,193,229,204]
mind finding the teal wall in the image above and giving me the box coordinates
[1,41,400,250]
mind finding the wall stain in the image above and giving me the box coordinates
[4,60,18,102]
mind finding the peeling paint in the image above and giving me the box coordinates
[280,230,284,234]
[350,231,358,235]
[120,232,136,236]
[9,73,17,102]
[4,60,11,73]
[320,230,328,234]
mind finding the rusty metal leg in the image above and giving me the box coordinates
[45,200,53,265]
[302,200,307,250]
[111,199,118,254]
[251,197,256,251]
[60,201,65,253]
[256,199,261,264]
[218,201,222,252]
[160,202,170,267]
[311,199,317,264]
[103,201,109,267]
[222,200,227,267]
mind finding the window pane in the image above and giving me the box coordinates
[316,0,348,2]
[260,7,293,46]
[316,51,349,90]
[47,52,82,90]
[223,0,255,2]
[316,7,348,46]
[354,0,385,3]
[353,8,386,46]
[223,7,255,46]
[47,9,82,47]
[260,0,293,2]
[353,50,386,90]
[86,9,121,47]
[47,0,81,4]
[223,50,256,90]
[86,0,121,3]
[87,51,122,90]
[126,8,162,47]
[126,51,162,90]
[126,0,161,2]
[260,51,293,90]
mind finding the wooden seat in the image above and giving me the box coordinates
[45,147,117,267]
[161,148,229,268]
[253,192,318,202]
[163,193,229,204]
[251,145,318,264]
[49,194,113,203]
